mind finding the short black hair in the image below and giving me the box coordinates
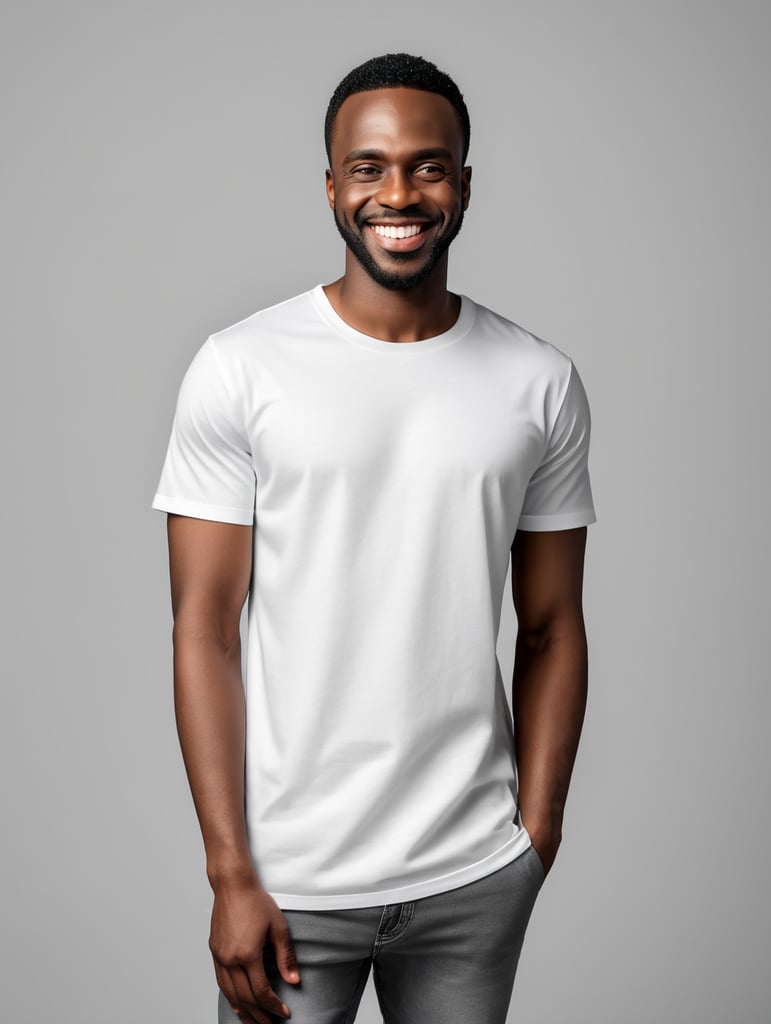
[324,53,471,164]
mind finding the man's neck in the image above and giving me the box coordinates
[323,257,461,343]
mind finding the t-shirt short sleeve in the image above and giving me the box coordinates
[517,361,596,531]
[152,338,255,525]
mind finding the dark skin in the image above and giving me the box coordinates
[166,86,589,1023]
[511,526,588,875]
[169,517,297,1024]
[324,88,471,340]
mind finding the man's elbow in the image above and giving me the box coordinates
[171,612,242,660]
[515,608,587,657]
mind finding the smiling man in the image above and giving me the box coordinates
[153,54,596,1024]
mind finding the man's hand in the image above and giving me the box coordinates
[209,878,300,1023]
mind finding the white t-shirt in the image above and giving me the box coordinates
[153,286,596,909]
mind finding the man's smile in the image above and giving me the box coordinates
[371,223,425,238]
[366,221,432,252]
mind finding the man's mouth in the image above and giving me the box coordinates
[370,223,427,239]
[366,221,433,252]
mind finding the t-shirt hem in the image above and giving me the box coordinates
[152,494,254,526]
[517,509,597,532]
[269,829,532,910]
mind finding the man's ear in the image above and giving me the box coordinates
[325,169,335,210]
[461,166,472,211]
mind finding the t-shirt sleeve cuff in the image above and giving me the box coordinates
[151,494,254,526]
[516,509,597,532]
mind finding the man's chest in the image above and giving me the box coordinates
[241,351,547,502]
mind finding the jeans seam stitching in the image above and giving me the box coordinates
[375,901,414,946]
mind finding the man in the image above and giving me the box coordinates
[153,53,595,1024]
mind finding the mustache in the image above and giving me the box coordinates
[356,210,439,228]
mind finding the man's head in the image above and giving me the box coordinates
[324,54,472,292]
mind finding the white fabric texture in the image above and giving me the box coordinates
[153,286,596,909]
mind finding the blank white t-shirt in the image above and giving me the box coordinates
[153,286,596,909]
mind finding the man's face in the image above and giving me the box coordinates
[326,88,471,291]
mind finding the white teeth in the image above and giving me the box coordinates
[372,224,424,239]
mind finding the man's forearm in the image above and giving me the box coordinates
[166,517,298,1020]
[173,626,257,888]
[512,617,588,867]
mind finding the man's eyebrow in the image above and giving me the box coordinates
[342,147,456,164]
[343,149,386,163]
[410,148,455,162]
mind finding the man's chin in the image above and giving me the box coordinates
[334,214,461,291]
[363,259,436,291]
[353,240,442,290]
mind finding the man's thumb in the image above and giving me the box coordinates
[273,924,300,984]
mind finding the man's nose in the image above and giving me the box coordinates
[375,169,422,209]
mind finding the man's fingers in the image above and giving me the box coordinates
[213,963,250,1022]
[215,962,287,1023]
[271,920,301,985]
[242,959,292,1019]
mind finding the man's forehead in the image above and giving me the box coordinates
[331,87,464,159]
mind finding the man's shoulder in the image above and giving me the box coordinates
[466,296,575,377]
[209,287,320,349]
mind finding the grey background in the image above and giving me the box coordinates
[2,1,769,1021]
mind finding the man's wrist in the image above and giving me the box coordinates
[526,825,562,852]
[206,854,261,893]
[520,806,564,868]
[520,801,563,836]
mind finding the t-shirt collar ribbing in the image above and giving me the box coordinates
[311,284,475,354]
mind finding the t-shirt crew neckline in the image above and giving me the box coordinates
[311,284,475,354]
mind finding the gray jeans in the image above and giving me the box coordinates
[218,846,544,1024]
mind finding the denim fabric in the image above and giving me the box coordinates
[218,846,544,1024]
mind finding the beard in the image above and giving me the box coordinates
[333,207,465,291]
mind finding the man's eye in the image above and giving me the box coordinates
[415,164,446,178]
[352,166,381,178]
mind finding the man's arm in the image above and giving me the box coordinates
[167,514,299,1024]
[510,526,589,877]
